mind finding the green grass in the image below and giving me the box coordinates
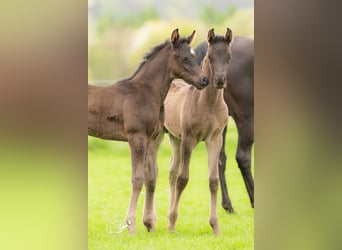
[88,120,254,249]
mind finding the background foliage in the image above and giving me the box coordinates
[88,0,254,82]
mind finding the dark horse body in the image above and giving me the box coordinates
[195,36,254,213]
[88,29,209,233]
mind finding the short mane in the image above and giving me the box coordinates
[117,37,189,83]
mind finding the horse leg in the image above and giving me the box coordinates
[142,132,164,232]
[206,136,222,235]
[236,124,254,208]
[218,126,235,213]
[168,136,195,232]
[126,133,148,234]
[168,133,181,216]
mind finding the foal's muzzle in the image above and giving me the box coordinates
[214,75,226,89]
[199,76,209,89]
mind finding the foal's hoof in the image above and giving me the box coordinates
[222,203,235,214]
[145,224,156,233]
[213,227,221,235]
[209,219,221,235]
[144,222,156,232]
[168,224,176,232]
[128,227,136,235]
[226,207,236,214]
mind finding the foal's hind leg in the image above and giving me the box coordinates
[236,122,254,208]
[218,126,235,213]
[206,136,222,235]
[168,136,195,232]
[126,133,148,234]
[143,132,164,232]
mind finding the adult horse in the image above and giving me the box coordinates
[88,29,209,233]
[164,28,232,234]
[195,35,254,213]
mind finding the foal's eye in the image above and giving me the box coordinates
[181,57,189,63]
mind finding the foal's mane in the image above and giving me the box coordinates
[117,37,189,83]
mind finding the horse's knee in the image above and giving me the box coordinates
[209,177,219,193]
[176,176,188,190]
[132,177,144,191]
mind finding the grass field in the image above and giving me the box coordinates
[88,120,254,249]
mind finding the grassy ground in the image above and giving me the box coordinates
[88,120,254,249]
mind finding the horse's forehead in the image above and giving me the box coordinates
[177,43,193,55]
[209,43,229,55]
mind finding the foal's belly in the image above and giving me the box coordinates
[88,112,127,141]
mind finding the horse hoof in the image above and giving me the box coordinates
[222,204,235,214]
[143,221,156,232]
[226,207,236,214]
[168,225,176,232]
[128,227,136,235]
[146,226,156,232]
[213,228,221,235]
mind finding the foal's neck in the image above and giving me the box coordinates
[199,58,224,107]
[132,46,173,104]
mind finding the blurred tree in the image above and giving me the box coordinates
[200,5,237,25]
[96,7,159,36]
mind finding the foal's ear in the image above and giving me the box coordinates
[207,28,215,43]
[225,27,233,44]
[187,30,196,45]
[171,28,180,46]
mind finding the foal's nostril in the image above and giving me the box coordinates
[202,76,209,86]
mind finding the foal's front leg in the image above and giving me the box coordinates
[168,136,196,231]
[126,133,148,234]
[206,136,223,235]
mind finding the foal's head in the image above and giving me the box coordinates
[169,29,209,90]
[206,28,233,89]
